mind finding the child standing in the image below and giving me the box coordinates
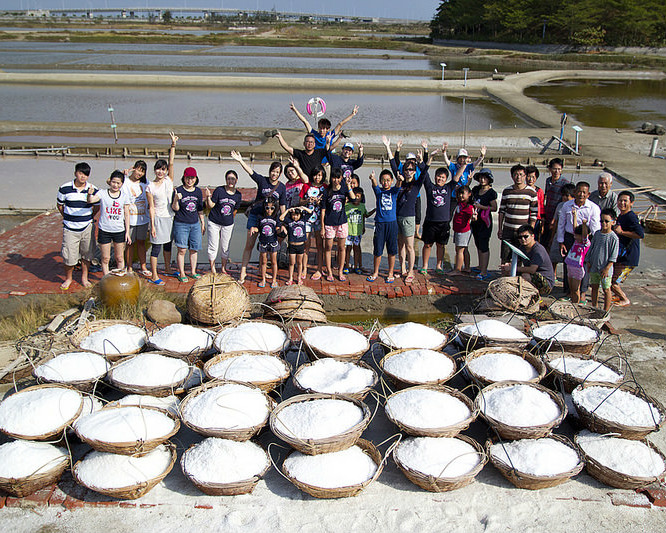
[280,207,312,285]
[344,187,374,274]
[586,208,619,311]
[301,165,327,280]
[123,160,150,277]
[205,170,242,274]
[611,191,644,307]
[321,168,356,282]
[565,224,591,303]
[171,167,205,282]
[451,185,476,274]
[251,199,283,288]
[367,169,402,283]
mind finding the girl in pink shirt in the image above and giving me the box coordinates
[452,185,477,274]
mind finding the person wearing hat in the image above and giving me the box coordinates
[171,165,205,282]
[326,141,364,180]
[442,142,487,217]
[471,169,498,280]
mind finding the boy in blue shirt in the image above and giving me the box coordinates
[289,102,359,151]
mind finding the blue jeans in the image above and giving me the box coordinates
[173,221,202,251]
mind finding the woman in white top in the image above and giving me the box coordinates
[122,159,150,277]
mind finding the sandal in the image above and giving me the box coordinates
[271,281,278,288]
[342,267,350,274]
[177,274,189,283]
[386,276,395,284]
[140,269,152,278]
[149,279,165,286]
[326,275,335,282]
[354,268,364,275]
[404,274,415,283]
[418,268,427,275]
[311,271,322,281]
[189,273,202,280]
[339,274,347,282]
[366,275,377,282]
[285,280,294,286]
[258,281,266,288]
[435,268,446,275]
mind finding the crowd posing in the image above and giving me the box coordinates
[56,105,644,308]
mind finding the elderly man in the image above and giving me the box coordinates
[501,224,555,296]
[589,171,619,218]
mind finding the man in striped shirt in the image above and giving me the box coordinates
[56,162,99,290]
[497,164,538,263]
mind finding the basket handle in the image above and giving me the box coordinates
[435,449,486,480]
[266,442,294,484]
[371,433,402,483]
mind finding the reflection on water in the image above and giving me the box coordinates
[643,232,666,251]
[525,79,666,129]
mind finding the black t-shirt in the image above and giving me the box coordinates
[322,182,351,226]
[250,171,286,216]
[293,148,328,177]
[208,187,242,226]
[174,186,203,224]
[423,172,456,222]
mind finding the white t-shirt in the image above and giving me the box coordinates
[98,189,130,233]
[122,179,149,226]
[147,178,174,218]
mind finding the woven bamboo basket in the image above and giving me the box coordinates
[181,441,270,496]
[530,321,600,355]
[549,300,611,329]
[147,326,216,363]
[0,452,69,498]
[281,438,382,499]
[574,434,666,489]
[301,323,370,362]
[263,284,327,322]
[74,405,180,455]
[270,393,371,455]
[454,322,530,352]
[641,205,666,234]
[464,347,546,388]
[542,352,624,393]
[70,320,149,361]
[0,384,84,441]
[214,319,290,356]
[180,381,274,441]
[385,385,478,438]
[32,352,110,392]
[378,324,448,353]
[486,434,584,490]
[72,442,177,500]
[475,381,567,440]
[292,359,378,400]
[487,276,541,314]
[572,382,665,440]
[106,352,193,397]
[380,348,457,390]
[393,434,487,492]
[187,273,251,325]
[203,351,290,392]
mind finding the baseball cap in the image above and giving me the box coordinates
[183,167,198,178]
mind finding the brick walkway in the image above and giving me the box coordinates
[0,211,486,299]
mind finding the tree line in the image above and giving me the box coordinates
[430,0,666,47]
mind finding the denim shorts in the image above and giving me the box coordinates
[173,221,202,251]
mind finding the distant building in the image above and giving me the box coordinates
[26,10,50,17]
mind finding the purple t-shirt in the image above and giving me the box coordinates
[174,186,203,224]
[322,182,351,226]
[208,187,242,227]
[250,171,286,216]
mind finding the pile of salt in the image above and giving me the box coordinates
[149,324,213,354]
[479,384,561,427]
[110,353,190,387]
[379,322,446,350]
[386,388,471,429]
[74,406,176,442]
[182,438,269,484]
[34,352,109,383]
[214,322,287,353]
[383,349,455,384]
[116,394,181,416]
[273,398,365,440]
[459,320,528,341]
[395,437,481,478]
[295,359,375,394]
[0,440,69,478]
[467,351,538,382]
[302,326,369,356]
[207,353,289,383]
[80,324,147,355]
[532,323,597,343]
[572,386,662,427]
[490,438,581,476]
[549,356,622,383]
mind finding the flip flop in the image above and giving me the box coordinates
[177,275,189,283]
[435,268,446,275]
[386,276,395,284]
[326,275,335,282]
[311,271,322,281]
[59,283,70,291]
[615,300,631,307]
[418,268,428,275]
[258,281,266,288]
[343,267,350,274]
[149,279,165,286]
[189,273,202,279]
[140,270,152,278]
[271,281,278,288]
[285,280,294,286]
[366,275,377,282]
[339,275,347,282]
[404,274,415,283]
[354,268,364,275]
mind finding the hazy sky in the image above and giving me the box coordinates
[4,1,441,21]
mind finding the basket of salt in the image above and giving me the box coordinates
[187,272,251,325]
[281,438,382,499]
[454,320,530,352]
[378,322,448,352]
[487,276,541,314]
[70,320,148,360]
[0,440,70,497]
[575,430,666,489]
[384,385,477,438]
[380,348,457,390]
[72,442,177,500]
[393,435,486,492]
[214,320,290,355]
[270,393,371,455]
[147,324,215,362]
[571,382,665,440]
[74,405,180,455]
[542,352,624,393]
[109,394,181,417]
[530,321,600,354]
[107,352,193,397]
[292,359,378,400]
[180,381,273,441]
[486,434,584,490]
[475,381,566,440]
[32,351,110,392]
[464,347,546,387]
[181,438,270,496]
[549,299,610,329]
[301,324,370,362]
[204,351,290,392]
[0,384,83,441]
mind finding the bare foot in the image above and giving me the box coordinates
[59,280,72,290]
[82,280,93,288]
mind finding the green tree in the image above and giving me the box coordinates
[162,10,173,24]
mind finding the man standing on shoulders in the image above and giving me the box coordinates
[56,162,99,290]
[501,224,555,296]
[497,164,538,263]
[589,171,619,218]
[541,158,569,247]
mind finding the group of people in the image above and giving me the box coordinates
[56,105,644,308]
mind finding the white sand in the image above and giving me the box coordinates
[34,352,109,382]
[379,322,446,349]
[386,388,471,429]
[295,359,375,394]
[383,349,455,384]
[479,384,561,427]
[182,438,269,484]
[490,438,581,476]
[395,437,481,478]
[272,398,365,440]
[0,440,69,478]
[302,326,369,356]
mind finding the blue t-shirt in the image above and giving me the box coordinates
[397,177,424,218]
[255,216,281,246]
[448,162,475,197]
[286,218,308,244]
[616,211,644,267]
[322,182,351,226]
[174,186,203,224]
[208,187,242,226]
[373,184,400,223]
[250,171,286,216]
[423,172,457,223]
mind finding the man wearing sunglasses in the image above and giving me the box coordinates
[501,224,555,296]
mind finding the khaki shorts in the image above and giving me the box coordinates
[397,216,416,237]
[62,224,96,267]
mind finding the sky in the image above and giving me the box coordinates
[3,1,441,21]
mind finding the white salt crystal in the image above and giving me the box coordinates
[0,387,83,437]
[148,324,213,354]
[395,437,481,478]
[571,386,662,427]
[379,322,446,350]
[549,357,622,383]
[207,353,289,383]
[273,398,364,440]
[459,320,528,341]
[182,383,270,430]
[479,384,561,427]
[0,440,68,478]
[577,430,665,478]
[80,324,147,355]
[116,395,181,416]
[490,438,581,476]
[75,444,173,490]
[532,323,598,342]
[110,353,190,388]
[182,438,269,484]
[302,326,369,356]
[75,406,176,442]
[467,351,538,382]
[383,349,455,384]
[283,445,377,489]
[34,352,109,382]
[295,359,375,394]
[386,388,471,429]
[214,322,288,353]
